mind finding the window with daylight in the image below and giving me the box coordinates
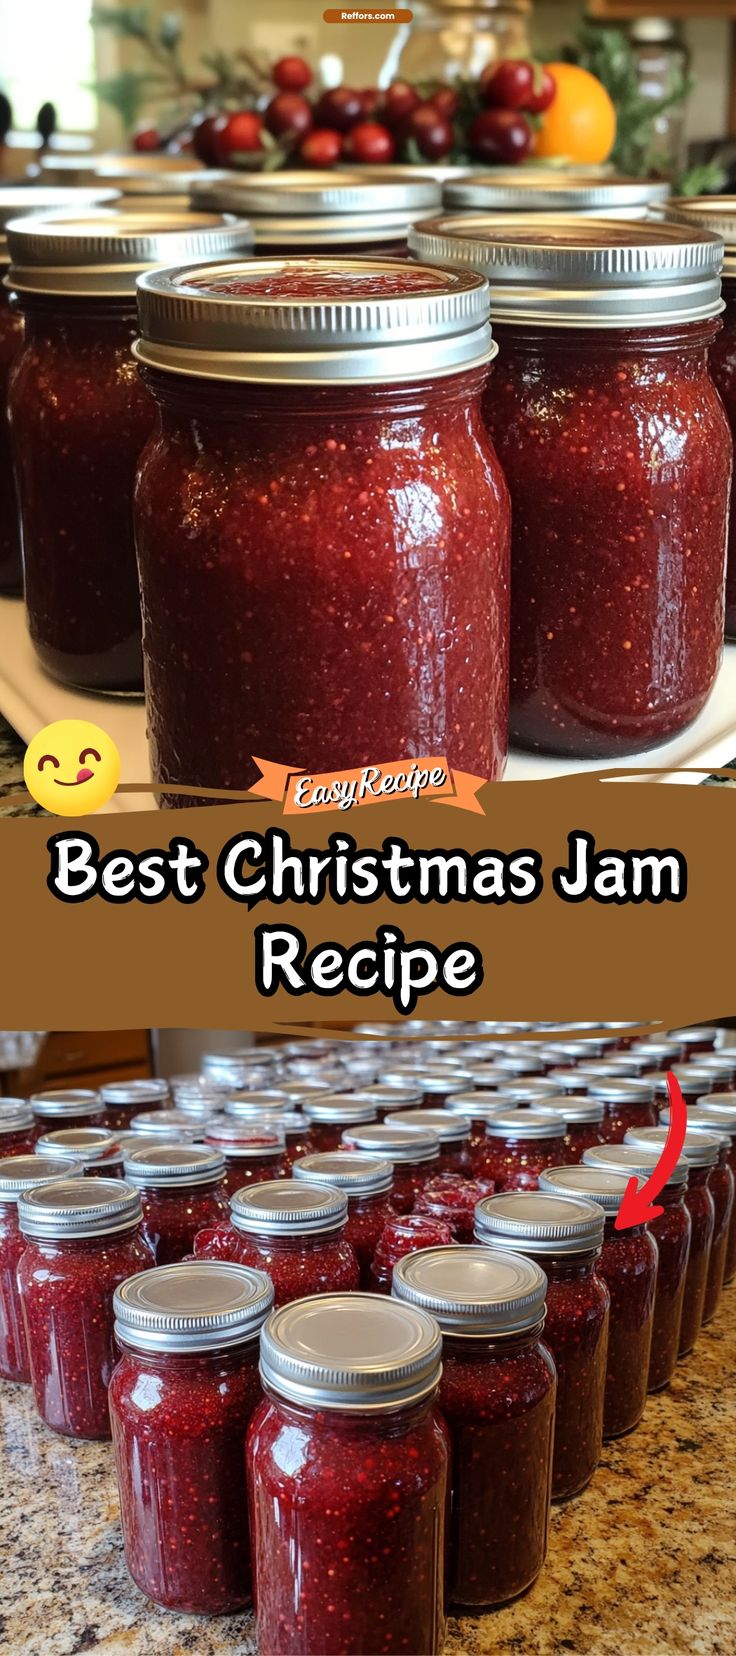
[0,0,96,131]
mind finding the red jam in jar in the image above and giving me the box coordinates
[394,1244,555,1605]
[475,1192,608,1500]
[0,1154,70,1382]
[540,1165,657,1438]
[411,214,731,756]
[588,1080,658,1143]
[384,1107,474,1175]
[203,1119,289,1198]
[625,1124,717,1355]
[0,1099,37,1157]
[134,258,510,801]
[479,1109,567,1190]
[415,1172,495,1241]
[292,1151,395,1287]
[532,1095,607,1161]
[583,1144,690,1392]
[110,1260,272,1613]
[303,1096,377,1154]
[6,209,251,692]
[692,1097,736,1282]
[444,1091,508,1169]
[248,1293,448,1655]
[657,1113,732,1326]
[99,1076,169,1131]
[31,1088,104,1133]
[123,1143,230,1264]
[369,1213,453,1291]
[194,1179,359,1305]
[16,1176,152,1437]
[342,1123,440,1213]
[36,1127,125,1177]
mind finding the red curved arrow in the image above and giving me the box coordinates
[614,1070,688,1231]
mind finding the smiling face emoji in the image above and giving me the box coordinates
[24,720,121,815]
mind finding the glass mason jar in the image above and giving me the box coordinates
[530,1095,607,1162]
[625,1125,717,1355]
[110,1260,273,1614]
[193,1179,359,1305]
[651,1067,711,1113]
[203,1119,289,1199]
[410,215,731,757]
[134,258,511,803]
[540,1166,657,1438]
[691,1096,736,1281]
[342,1123,441,1213]
[31,1088,105,1133]
[384,1107,473,1174]
[381,1070,474,1111]
[0,1153,70,1382]
[292,1151,395,1287]
[630,1038,686,1070]
[302,1096,378,1155]
[668,1024,718,1056]
[350,1083,422,1123]
[122,1143,230,1265]
[36,1127,125,1178]
[16,1176,152,1437]
[191,171,441,257]
[479,1109,567,1190]
[690,1051,736,1089]
[587,1080,658,1144]
[99,1076,169,1132]
[370,1213,453,1291]
[386,0,531,85]
[6,209,252,692]
[582,1144,690,1392]
[415,1172,495,1241]
[225,1104,313,1170]
[445,1090,508,1169]
[248,1294,448,1655]
[0,1099,37,1157]
[658,1110,733,1324]
[394,1244,555,1605]
[475,1192,608,1500]
[128,1108,205,1145]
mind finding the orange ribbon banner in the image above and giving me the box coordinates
[250,757,487,815]
[323,9,413,22]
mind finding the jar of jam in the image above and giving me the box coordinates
[382,1070,474,1110]
[700,218,736,626]
[201,1047,278,1090]
[194,1180,359,1305]
[248,1292,448,1655]
[226,1107,312,1170]
[657,1111,732,1325]
[128,1108,205,1144]
[690,1096,736,1281]
[31,1089,104,1133]
[223,1089,289,1118]
[293,1151,395,1286]
[494,1079,564,1108]
[410,214,730,756]
[587,1079,658,1143]
[479,1109,567,1190]
[36,1127,124,1177]
[370,1213,454,1291]
[393,1244,555,1604]
[341,1123,440,1213]
[445,173,672,222]
[134,258,510,800]
[582,1143,690,1392]
[0,1153,70,1382]
[630,1039,686,1069]
[6,209,252,691]
[384,1108,473,1174]
[669,1025,718,1056]
[203,1119,288,1198]
[109,1260,273,1613]
[531,1096,607,1161]
[16,1176,152,1437]
[475,1191,608,1500]
[169,1074,224,1113]
[351,1083,422,1121]
[191,169,441,256]
[302,1096,378,1154]
[624,1124,717,1355]
[0,1099,37,1156]
[122,1143,230,1264]
[444,1091,508,1168]
[650,1068,710,1111]
[690,1050,736,1087]
[99,1077,169,1131]
[415,1172,495,1242]
[539,1165,657,1438]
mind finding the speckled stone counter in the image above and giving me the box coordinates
[1,1281,734,1656]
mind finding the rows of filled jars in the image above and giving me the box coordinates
[1,1021,734,1651]
[2,166,736,784]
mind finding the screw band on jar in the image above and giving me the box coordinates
[539,1164,642,1214]
[342,1124,440,1165]
[530,1096,606,1124]
[475,1191,605,1255]
[0,186,119,263]
[6,209,254,297]
[582,1143,689,1184]
[123,1144,227,1188]
[0,1100,35,1137]
[114,1260,273,1354]
[128,1109,207,1141]
[191,168,442,250]
[624,1125,721,1167]
[204,1120,286,1156]
[0,1154,73,1198]
[392,1244,547,1336]
[259,1292,443,1411]
[231,1179,348,1237]
[18,1175,142,1239]
[100,1078,170,1109]
[36,1128,124,1174]
[483,1108,566,1141]
[444,172,672,217]
[384,1108,471,1143]
[31,1088,102,1123]
[293,1152,393,1197]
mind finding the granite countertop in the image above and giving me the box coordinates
[1,1280,733,1656]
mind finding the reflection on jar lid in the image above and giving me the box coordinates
[624,1124,721,1167]
[123,1143,227,1187]
[530,1095,605,1124]
[31,1088,101,1121]
[114,1260,273,1354]
[293,1152,393,1197]
[0,1154,72,1201]
[484,1109,566,1140]
[539,1164,640,1213]
[260,1292,442,1410]
[231,1179,348,1236]
[393,1244,547,1335]
[6,208,254,297]
[341,1124,440,1164]
[18,1176,142,1238]
[36,1128,123,1170]
[445,172,671,214]
[100,1077,170,1107]
[408,213,725,328]
[0,1099,34,1134]
[583,1143,688,1185]
[475,1191,605,1255]
[385,1108,471,1142]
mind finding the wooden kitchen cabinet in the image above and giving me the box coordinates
[1,1029,153,1097]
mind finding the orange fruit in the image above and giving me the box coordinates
[535,63,617,167]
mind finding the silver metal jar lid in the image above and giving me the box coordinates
[445,172,671,213]
[669,1027,716,1046]
[408,213,724,328]
[381,1069,471,1096]
[650,1069,707,1099]
[0,1154,73,1200]
[100,1077,170,1107]
[224,1090,289,1117]
[6,208,254,297]
[663,198,736,275]
[385,1108,470,1142]
[0,1099,34,1134]
[624,1125,720,1167]
[18,1176,142,1239]
[495,1081,563,1105]
[446,1091,510,1122]
[231,1179,348,1237]
[114,1260,273,1354]
[304,1095,378,1126]
[630,1039,684,1062]
[342,1124,439,1164]
[123,1143,227,1187]
[273,1079,333,1101]
[192,169,440,218]
[31,1088,101,1121]
[97,165,205,197]
[128,1109,205,1141]
[474,1191,604,1255]
[530,1095,605,1124]
[687,1095,736,1131]
[36,1128,123,1170]
[393,1245,547,1336]
[351,1084,422,1109]
[583,1143,688,1186]
[293,1152,393,1197]
[658,1109,731,1149]
[0,186,119,258]
[134,256,495,385]
[260,1292,442,1411]
[202,1047,277,1081]
[484,1108,566,1140]
[204,1120,285,1158]
[587,1079,655,1103]
[539,1164,638,1213]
